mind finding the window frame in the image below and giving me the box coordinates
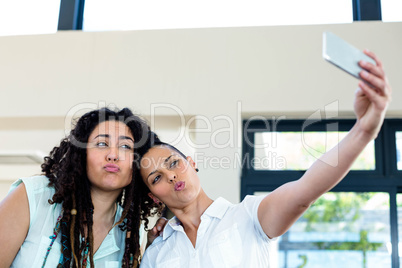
[241,118,402,267]
[58,0,85,30]
[57,0,382,31]
[353,0,382,20]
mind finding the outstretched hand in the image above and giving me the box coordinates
[256,50,392,241]
[354,50,392,138]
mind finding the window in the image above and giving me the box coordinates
[396,132,402,170]
[83,0,353,32]
[382,0,402,22]
[242,119,402,267]
[281,192,390,267]
[254,132,375,170]
[3,1,394,35]
[397,193,402,264]
[0,0,61,36]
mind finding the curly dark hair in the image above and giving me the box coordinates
[131,131,163,238]
[132,134,187,244]
[41,107,152,268]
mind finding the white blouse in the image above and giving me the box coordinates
[141,195,276,268]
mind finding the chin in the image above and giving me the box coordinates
[100,182,129,192]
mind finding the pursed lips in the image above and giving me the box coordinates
[104,163,120,173]
[174,181,185,191]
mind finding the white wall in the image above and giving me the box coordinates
[0,21,401,202]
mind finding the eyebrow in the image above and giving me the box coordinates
[93,134,134,143]
[146,155,173,180]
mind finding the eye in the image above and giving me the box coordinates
[96,141,108,147]
[169,159,179,168]
[152,175,161,185]
[120,144,133,150]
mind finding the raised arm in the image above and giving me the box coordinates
[258,50,392,239]
[0,183,30,267]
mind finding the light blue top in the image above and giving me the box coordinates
[10,175,126,268]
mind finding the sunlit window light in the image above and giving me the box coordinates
[83,0,353,32]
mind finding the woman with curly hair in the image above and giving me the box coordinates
[0,107,153,267]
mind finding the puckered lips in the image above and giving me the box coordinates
[104,163,120,173]
[174,181,185,191]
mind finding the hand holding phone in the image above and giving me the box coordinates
[322,31,376,79]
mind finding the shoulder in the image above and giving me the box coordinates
[224,195,265,215]
[10,175,51,194]
[9,175,55,227]
[146,235,164,250]
[141,236,164,267]
[240,195,266,208]
[205,196,265,221]
[222,195,271,240]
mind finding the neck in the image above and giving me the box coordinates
[88,189,120,254]
[170,190,213,231]
[90,189,120,225]
[169,190,213,248]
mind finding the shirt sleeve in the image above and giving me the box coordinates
[9,176,52,228]
[242,194,274,242]
[139,250,153,268]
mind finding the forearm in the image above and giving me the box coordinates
[298,122,376,204]
[258,122,378,238]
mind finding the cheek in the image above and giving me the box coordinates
[86,154,96,172]
[123,157,134,174]
[154,185,170,198]
[178,161,191,173]
[87,149,101,164]
[86,151,103,176]
[86,162,95,183]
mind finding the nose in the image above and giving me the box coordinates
[107,147,119,162]
[167,171,177,183]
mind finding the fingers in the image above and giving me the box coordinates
[363,49,384,69]
[358,78,391,111]
[147,217,168,237]
[359,59,384,80]
[150,226,158,236]
[358,81,378,102]
[359,70,386,95]
[154,217,168,235]
[359,50,384,79]
[355,87,365,98]
[358,50,391,99]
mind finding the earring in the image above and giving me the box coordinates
[121,189,126,204]
[195,168,199,172]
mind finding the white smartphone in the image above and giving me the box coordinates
[322,31,375,79]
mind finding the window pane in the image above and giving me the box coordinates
[254,132,375,170]
[0,0,61,36]
[397,193,402,264]
[272,192,391,267]
[396,132,402,170]
[382,0,402,22]
[83,0,352,31]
